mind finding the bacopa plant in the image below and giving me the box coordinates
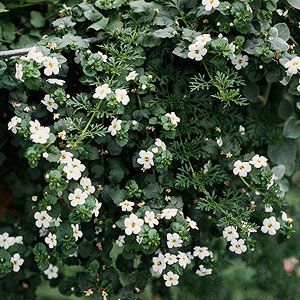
[0,0,299,299]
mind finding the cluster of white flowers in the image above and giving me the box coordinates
[164,112,180,127]
[0,233,23,249]
[29,120,50,144]
[62,156,86,181]
[8,116,22,134]
[284,57,300,75]
[93,84,112,99]
[188,34,211,61]
[233,154,268,177]
[223,226,247,255]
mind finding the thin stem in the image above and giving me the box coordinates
[202,61,213,81]
[136,93,142,109]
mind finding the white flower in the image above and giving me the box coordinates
[29,119,41,133]
[68,188,88,207]
[193,246,210,259]
[154,138,166,151]
[195,34,211,46]
[116,235,125,247]
[167,233,183,248]
[231,54,249,70]
[188,43,208,61]
[93,84,111,99]
[30,126,50,144]
[119,200,135,212]
[202,0,220,10]
[229,238,247,254]
[41,94,58,112]
[216,137,223,147]
[15,63,24,81]
[163,271,179,287]
[144,211,159,228]
[265,205,273,213]
[34,211,52,228]
[281,211,293,224]
[52,217,62,227]
[165,112,180,126]
[63,158,85,180]
[186,216,199,230]
[46,78,65,86]
[44,264,58,279]
[126,70,138,81]
[11,253,24,272]
[239,125,245,135]
[0,233,14,249]
[115,88,130,105]
[80,177,95,194]
[284,57,300,75]
[233,160,252,177]
[45,233,57,249]
[249,154,268,168]
[71,224,83,241]
[43,57,60,76]
[261,216,280,235]
[223,226,239,242]
[161,208,178,219]
[97,51,108,62]
[124,213,144,235]
[108,118,122,136]
[27,46,45,63]
[152,253,166,274]
[165,253,178,265]
[177,252,190,269]
[196,265,213,276]
[8,116,22,134]
[137,150,154,170]
[92,200,102,217]
[59,151,73,164]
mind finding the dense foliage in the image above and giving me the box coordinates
[1,0,300,299]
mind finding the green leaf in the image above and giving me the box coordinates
[88,17,109,31]
[288,0,300,10]
[30,11,45,28]
[0,2,7,13]
[274,23,290,41]
[283,117,300,139]
[153,27,174,39]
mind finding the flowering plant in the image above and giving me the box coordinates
[0,0,299,299]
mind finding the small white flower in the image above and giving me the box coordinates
[188,43,208,61]
[193,246,210,259]
[43,57,60,76]
[137,150,154,170]
[116,235,125,247]
[92,200,102,217]
[202,0,220,10]
[167,233,183,248]
[126,70,138,81]
[223,226,239,242]
[195,34,211,46]
[231,54,249,70]
[186,216,199,230]
[165,112,180,126]
[59,150,73,164]
[108,118,122,136]
[144,211,159,228]
[233,160,252,177]
[93,84,111,99]
[196,265,213,276]
[265,205,273,213]
[30,123,50,144]
[124,213,144,235]
[41,94,58,112]
[63,158,85,181]
[163,271,179,287]
[34,211,52,228]
[8,116,22,134]
[284,57,300,75]
[154,138,166,151]
[261,216,280,235]
[216,137,223,147]
[52,217,62,227]
[68,188,88,207]
[249,154,268,168]
[71,224,83,241]
[177,252,190,269]
[0,233,14,249]
[115,88,130,105]
[27,46,45,63]
[44,264,58,279]
[46,78,65,86]
[29,119,41,133]
[45,233,57,249]
[119,200,135,212]
[80,177,95,194]
[11,253,24,272]
[97,51,108,62]
[229,238,247,254]
[165,253,178,265]
[239,125,245,135]
[161,208,178,219]
[15,63,24,82]
[152,253,166,274]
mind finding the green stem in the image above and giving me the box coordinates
[136,93,142,109]
[202,61,213,81]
